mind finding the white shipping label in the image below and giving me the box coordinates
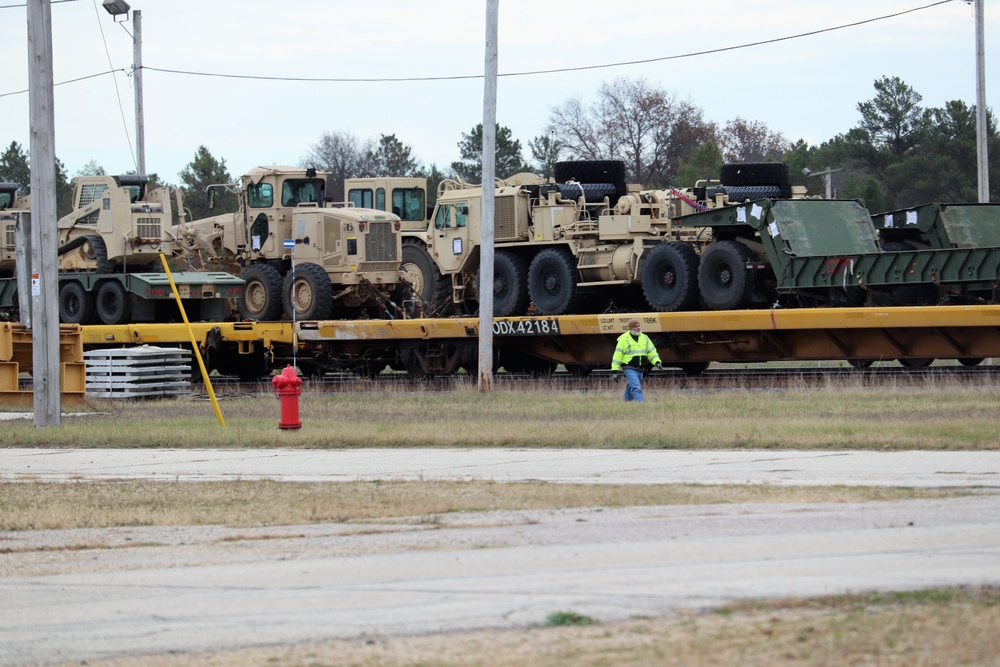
[769,221,780,238]
[906,210,918,225]
[884,214,894,228]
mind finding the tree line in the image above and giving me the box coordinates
[1,75,996,220]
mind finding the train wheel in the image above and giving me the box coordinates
[847,359,874,370]
[239,263,284,321]
[58,281,95,324]
[283,262,333,320]
[641,242,700,312]
[698,240,752,310]
[528,247,581,315]
[489,250,530,317]
[958,357,984,367]
[396,240,450,315]
[96,280,132,325]
[565,363,594,377]
[899,358,933,368]
[677,362,710,376]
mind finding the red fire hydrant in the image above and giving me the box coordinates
[272,365,302,430]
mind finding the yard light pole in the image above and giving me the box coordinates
[102,0,145,178]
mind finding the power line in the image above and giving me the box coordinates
[143,0,957,83]
[0,0,961,93]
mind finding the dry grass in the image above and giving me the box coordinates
[44,586,1000,667]
[0,479,963,532]
[4,381,1000,449]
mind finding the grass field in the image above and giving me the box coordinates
[5,379,1000,449]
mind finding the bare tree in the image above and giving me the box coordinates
[546,77,714,186]
[302,130,375,201]
[547,96,603,161]
[719,117,789,163]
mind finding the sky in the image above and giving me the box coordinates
[0,0,997,186]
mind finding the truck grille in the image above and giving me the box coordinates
[136,217,161,240]
[495,196,517,241]
[365,221,398,262]
[360,261,401,272]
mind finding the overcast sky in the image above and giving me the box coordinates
[0,0,996,185]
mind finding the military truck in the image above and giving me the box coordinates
[348,161,766,317]
[189,166,403,321]
[0,175,243,325]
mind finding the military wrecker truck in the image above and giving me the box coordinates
[0,175,244,325]
[190,166,403,321]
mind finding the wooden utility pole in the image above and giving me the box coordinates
[478,0,498,391]
[26,0,61,426]
[973,0,989,202]
[133,9,145,177]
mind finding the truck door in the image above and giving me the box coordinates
[431,200,471,273]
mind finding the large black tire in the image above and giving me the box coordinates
[528,247,581,315]
[871,242,939,306]
[238,263,285,321]
[720,163,791,198]
[395,240,450,314]
[722,185,783,202]
[484,250,530,317]
[283,262,333,320]
[553,160,627,203]
[96,280,131,325]
[641,242,700,312]
[698,240,753,310]
[58,281,95,324]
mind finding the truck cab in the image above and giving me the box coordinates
[344,177,429,232]
[191,166,403,321]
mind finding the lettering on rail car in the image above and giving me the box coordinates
[492,318,560,336]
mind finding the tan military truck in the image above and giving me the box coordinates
[190,166,403,321]
[348,161,706,316]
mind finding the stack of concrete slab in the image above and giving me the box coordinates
[85,346,193,398]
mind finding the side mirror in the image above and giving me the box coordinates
[461,206,469,215]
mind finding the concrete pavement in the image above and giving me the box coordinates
[2,447,999,487]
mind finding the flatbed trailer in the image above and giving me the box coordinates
[78,305,1000,379]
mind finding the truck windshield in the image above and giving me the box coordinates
[391,187,425,221]
[282,179,325,206]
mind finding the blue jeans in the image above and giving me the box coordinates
[622,367,645,402]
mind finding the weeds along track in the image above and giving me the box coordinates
[199,364,1000,395]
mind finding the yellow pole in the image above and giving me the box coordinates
[159,254,225,426]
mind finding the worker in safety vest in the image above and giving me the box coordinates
[611,318,663,402]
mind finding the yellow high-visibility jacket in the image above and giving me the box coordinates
[611,331,661,371]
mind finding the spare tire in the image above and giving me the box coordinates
[554,160,627,204]
[720,162,791,198]
[722,185,783,202]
